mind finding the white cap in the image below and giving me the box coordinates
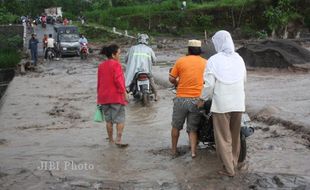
[188,40,201,47]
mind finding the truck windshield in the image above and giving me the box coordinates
[59,34,79,42]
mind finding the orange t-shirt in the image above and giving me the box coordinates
[170,55,207,97]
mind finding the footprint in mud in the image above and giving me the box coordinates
[148,145,189,158]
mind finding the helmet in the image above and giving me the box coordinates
[137,34,149,45]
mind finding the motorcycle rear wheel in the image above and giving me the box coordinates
[238,134,247,162]
[142,93,150,106]
[47,51,54,63]
[80,52,87,60]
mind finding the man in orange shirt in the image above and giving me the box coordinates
[169,40,207,158]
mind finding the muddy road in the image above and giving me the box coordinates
[0,24,310,189]
[0,54,309,189]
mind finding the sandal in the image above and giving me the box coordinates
[115,143,129,148]
[218,170,235,177]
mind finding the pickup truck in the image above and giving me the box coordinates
[54,25,80,56]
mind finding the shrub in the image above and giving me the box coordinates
[0,8,19,24]
[0,35,23,50]
[0,50,21,69]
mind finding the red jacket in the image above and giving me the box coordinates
[97,59,127,105]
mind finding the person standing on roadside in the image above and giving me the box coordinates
[28,33,39,66]
[42,34,48,53]
[63,18,69,25]
[198,30,246,177]
[97,44,129,148]
[169,40,207,158]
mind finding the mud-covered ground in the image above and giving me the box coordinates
[0,25,309,189]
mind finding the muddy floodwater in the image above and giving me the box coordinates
[0,54,309,189]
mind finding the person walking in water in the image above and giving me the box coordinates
[169,40,207,158]
[198,30,247,177]
[97,44,129,147]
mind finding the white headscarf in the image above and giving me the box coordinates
[207,30,246,84]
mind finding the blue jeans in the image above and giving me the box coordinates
[31,50,38,65]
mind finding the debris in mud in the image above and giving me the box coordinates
[48,106,65,117]
[17,125,46,130]
[66,67,77,75]
[0,139,8,145]
[0,171,8,178]
[237,40,310,70]
[66,112,81,120]
[70,180,91,187]
[264,130,285,138]
[273,175,284,188]
[246,173,310,189]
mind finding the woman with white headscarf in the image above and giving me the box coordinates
[198,30,246,177]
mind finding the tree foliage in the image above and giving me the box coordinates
[0,8,19,24]
[264,0,301,38]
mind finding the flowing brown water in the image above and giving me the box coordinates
[0,57,309,189]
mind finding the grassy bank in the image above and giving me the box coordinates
[0,50,20,69]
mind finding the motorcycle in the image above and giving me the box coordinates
[129,72,154,106]
[197,100,254,162]
[80,42,88,60]
[42,21,46,28]
[46,48,55,62]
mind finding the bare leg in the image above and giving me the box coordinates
[171,127,180,155]
[189,131,197,158]
[115,123,124,144]
[106,122,114,143]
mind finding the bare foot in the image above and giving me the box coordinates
[171,150,180,159]
[191,153,196,158]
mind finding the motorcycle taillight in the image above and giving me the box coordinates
[138,74,148,81]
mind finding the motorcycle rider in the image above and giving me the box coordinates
[79,34,88,54]
[42,34,48,53]
[125,34,158,101]
[41,14,47,28]
[44,34,59,60]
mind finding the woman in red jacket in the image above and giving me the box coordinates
[97,44,128,147]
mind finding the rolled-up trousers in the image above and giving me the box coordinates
[212,112,242,175]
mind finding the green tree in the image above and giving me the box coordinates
[264,0,301,38]
[91,0,112,9]
[0,8,19,24]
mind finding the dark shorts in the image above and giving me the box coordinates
[171,97,201,132]
[100,104,125,124]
